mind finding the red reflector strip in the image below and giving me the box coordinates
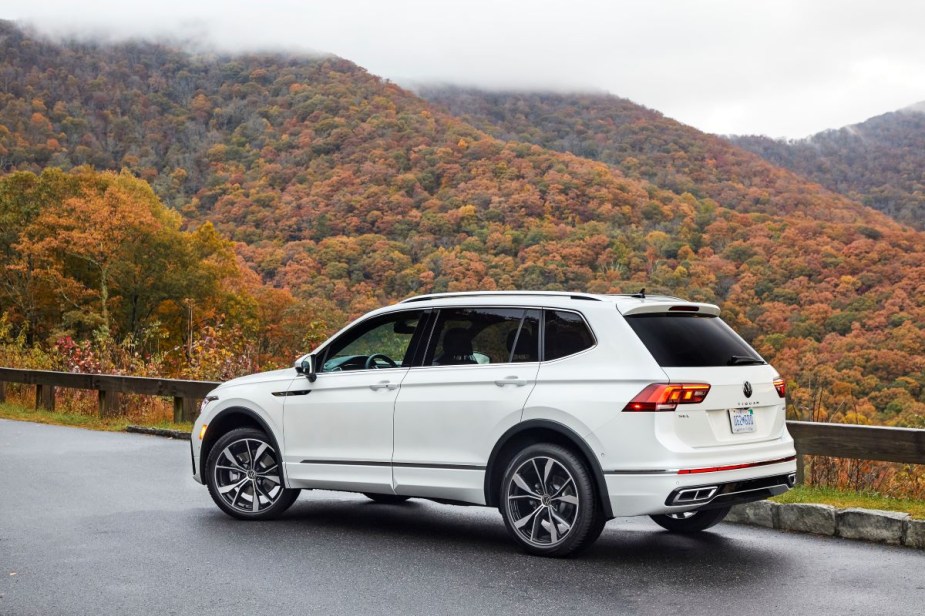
[668,305,699,312]
[678,455,797,475]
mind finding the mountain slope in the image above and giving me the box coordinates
[1,22,924,426]
[730,107,925,228]
[417,87,892,227]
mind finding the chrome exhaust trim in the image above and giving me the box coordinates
[669,485,719,505]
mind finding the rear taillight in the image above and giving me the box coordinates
[773,377,786,398]
[622,383,711,412]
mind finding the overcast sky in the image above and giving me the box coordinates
[4,0,924,138]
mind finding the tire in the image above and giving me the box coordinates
[649,506,731,533]
[206,427,299,520]
[499,443,603,557]
[363,493,411,505]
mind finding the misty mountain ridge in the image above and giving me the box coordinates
[418,86,893,226]
[420,85,924,229]
[730,105,925,228]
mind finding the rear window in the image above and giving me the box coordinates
[625,314,764,367]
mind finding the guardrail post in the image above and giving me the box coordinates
[35,384,55,411]
[0,380,5,403]
[795,444,806,485]
[173,396,198,423]
[98,390,121,417]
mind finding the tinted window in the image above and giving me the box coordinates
[625,314,764,367]
[544,310,595,360]
[425,308,540,366]
[321,310,423,372]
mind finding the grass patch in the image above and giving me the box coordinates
[0,402,192,433]
[773,485,925,520]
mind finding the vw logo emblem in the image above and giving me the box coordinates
[743,381,753,398]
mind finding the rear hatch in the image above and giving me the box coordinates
[623,306,786,448]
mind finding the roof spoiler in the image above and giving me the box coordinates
[619,302,721,317]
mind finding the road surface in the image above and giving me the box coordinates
[1,419,922,615]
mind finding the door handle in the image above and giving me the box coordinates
[370,380,399,391]
[494,376,527,387]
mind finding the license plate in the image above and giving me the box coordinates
[728,408,756,434]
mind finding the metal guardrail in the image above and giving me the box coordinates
[0,367,218,422]
[1,368,924,476]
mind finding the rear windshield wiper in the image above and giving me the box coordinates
[727,355,765,366]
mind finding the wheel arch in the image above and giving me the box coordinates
[484,419,614,519]
[200,406,287,486]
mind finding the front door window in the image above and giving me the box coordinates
[321,310,424,372]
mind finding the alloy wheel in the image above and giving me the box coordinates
[505,456,580,547]
[212,438,283,514]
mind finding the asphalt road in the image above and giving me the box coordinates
[1,419,923,616]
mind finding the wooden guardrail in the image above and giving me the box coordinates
[787,420,925,483]
[1,369,924,479]
[0,367,218,422]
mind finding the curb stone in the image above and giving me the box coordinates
[727,502,923,549]
[778,503,837,535]
[903,519,925,549]
[125,425,190,440]
[725,500,778,528]
[837,508,908,545]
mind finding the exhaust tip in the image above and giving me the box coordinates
[669,485,718,506]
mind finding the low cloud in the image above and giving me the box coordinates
[6,0,925,137]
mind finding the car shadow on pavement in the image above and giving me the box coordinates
[195,492,781,578]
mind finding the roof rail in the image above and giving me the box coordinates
[400,291,603,304]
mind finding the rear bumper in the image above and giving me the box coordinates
[665,472,795,511]
[604,458,797,517]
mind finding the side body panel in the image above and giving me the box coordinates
[392,362,540,503]
[282,368,406,493]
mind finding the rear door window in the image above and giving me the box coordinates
[544,310,595,360]
[424,308,540,366]
[625,313,764,367]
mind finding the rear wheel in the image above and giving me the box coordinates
[499,443,603,557]
[364,493,411,505]
[206,428,299,520]
[649,507,730,533]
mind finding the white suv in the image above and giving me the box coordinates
[191,291,796,556]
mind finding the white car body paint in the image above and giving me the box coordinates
[192,291,796,520]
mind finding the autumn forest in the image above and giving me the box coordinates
[1,19,924,453]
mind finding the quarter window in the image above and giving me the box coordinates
[425,308,540,366]
[544,310,595,360]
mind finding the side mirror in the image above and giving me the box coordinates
[300,355,317,383]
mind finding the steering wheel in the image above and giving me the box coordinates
[365,353,398,370]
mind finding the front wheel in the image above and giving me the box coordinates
[206,428,299,520]
[499,443,603,557]
[649,507,730,533]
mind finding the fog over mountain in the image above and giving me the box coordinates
[4,0,925,137]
